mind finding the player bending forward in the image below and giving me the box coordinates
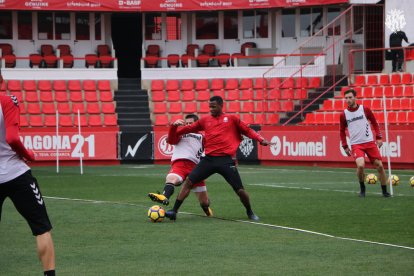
[148,114,212,217]
[0,93,56,275]
[340,89,391,198]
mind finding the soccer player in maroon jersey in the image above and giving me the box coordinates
[340,89,390,198]
[0,74,56,276]
[165,96,272,221]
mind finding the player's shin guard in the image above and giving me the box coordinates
[163,183,175,199]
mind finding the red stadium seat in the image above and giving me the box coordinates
[29,115,43,127]
[303,113,315,125]
[240,90,253,101]
[217,53,230,67]
[400,98,411,110]
[59,115,73,127]
[387,112,397,124]
[324,113,335,125]
[181,80,194,91]
[383,86,393,97]
[407,111,414,123]
[83,80,97,91]
[29,54,42,68]
[42,103,56,114]
[151,91,166,102]
[40,91,53,102]
[202,44,216,56]
[146,44,160,57]
[167,54,180,67]
[27,103,41,114]
[363,87,373,98]
[57,103,71,114]
[99,55,112,68]
[85,91,98,102]
[379,75,390,85]
[239,79,253,90]
[195,79,209,91]
[296,78,308,88]
[183,102,197,113]
[74,115,88,127]
[241,102,254,113]
[153,103,167,113]
[226,90,239,101]
[391,74,401,85]
[53,80,67,92]
[269,78,282,89]
[197,54,210,67]
[25,91,39,102]
[281,89,294,100]
[154,115,168,126]
[98,80,111,92]
[88,115,102,126]
[87,103,101,114]
[267,89,281,100]
[7,80,21,92]
[182,91,195,101]
[166,80,179,91]
[169,102,182,113]
[294,89,307,100]
[167,91,180,102]
[371,99,382,111]
[253,90,264,100]
[268,114,279,124]
[68,80,82,92]
[254,114,266,125]
[44,115,57,127]
[19,103,26,114]
[103,114,117,126]
[72,103,86,114]
[23,80,37,92]
[254,102,268,112]
[151,80,165,91]
[401,73,412,84]
[390,99,400,110]
[367,75,378,85]
[281,78,295,89]
[254,78,267,89]
[20,115,29,127]
[55,91,69,102]
[213,90,225,98]
[241,42,256,56]
[241,114,254,125]
[210,79,224,91]
[227,102,240,113]
[404,86,414,97]
[268,101,280,112]
[61,54,74,68]
[354,75,365,86]
[396,112,407,124]
[85,54,98,68]
[225,79,239,90]
[322,100,334,111]
[373,87,383,98]
[280,100,294,112]
[198,102,210,113]
[393,86,404,97]
[99,91,113,102]
[44,55,58,68]
[70,92,83,102]
[57,44,71,56]
[197,90,211,101]
[170,115,182,123]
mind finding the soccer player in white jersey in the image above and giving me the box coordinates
[340,89,390,198]
[0,74,56,276]
[148,114,212,216]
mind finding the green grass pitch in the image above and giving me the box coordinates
[1,165,413,275]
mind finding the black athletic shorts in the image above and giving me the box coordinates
[188,155,244,192]
[0,170,52,236]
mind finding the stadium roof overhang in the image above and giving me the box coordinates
[0,0,349,12]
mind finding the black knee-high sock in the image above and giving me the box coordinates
[359,181,366,193]
[162,183,175,199]
[381,184,388,193]
[200,201,210,213]
[44,270,55,276]
[172,199,183,213]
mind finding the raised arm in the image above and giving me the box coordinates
[1,96,35,161]
[236,118,266,144]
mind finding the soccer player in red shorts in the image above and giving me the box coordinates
[340,89,390,198]
[148,114,212,216]
[0,73,56,275]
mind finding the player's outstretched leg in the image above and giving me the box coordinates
[36,231,55,276]
[236,189,259,221]
[165,178,192,220]
[148,174,183,205]
[374,159,391,197]
[355,158,366,198]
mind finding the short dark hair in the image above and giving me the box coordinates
[185,114,199,122]
[344,89,356,97]
[209,96,223,106]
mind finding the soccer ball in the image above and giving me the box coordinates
[148,205,165,222]
[388,175,400,186]
[409,176,414,187]
[365,174,377,185]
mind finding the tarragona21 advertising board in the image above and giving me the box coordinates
[18,130,118,161]
[259,128,414,164]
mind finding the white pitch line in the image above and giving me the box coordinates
[43,195,414,251]
[249,183,414,197]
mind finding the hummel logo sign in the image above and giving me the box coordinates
[125,134,148,157]
[30,182,43,205]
